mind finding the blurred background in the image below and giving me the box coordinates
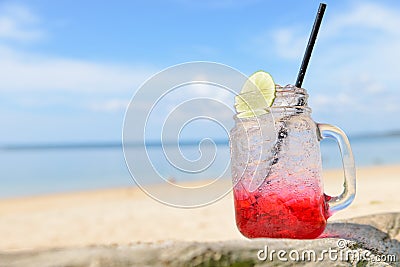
[1,0,400,198]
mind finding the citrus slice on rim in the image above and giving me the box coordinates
[234,71,276,118]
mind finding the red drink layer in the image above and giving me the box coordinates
[234,181,331,239]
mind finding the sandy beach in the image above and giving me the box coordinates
[0,164,399,252]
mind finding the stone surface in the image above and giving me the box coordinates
[1,213,399,267]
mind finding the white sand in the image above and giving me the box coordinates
[0,165,399,251]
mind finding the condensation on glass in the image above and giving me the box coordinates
[230,85,356,239]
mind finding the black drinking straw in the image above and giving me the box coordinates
[295,3,327,88]
[269,3,327,168]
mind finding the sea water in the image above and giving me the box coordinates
[0,136,399,198]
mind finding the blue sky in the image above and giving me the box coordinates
[1,0,400,144]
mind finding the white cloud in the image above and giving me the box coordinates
[0,3,44,42]
[252,27,307,60]
[0,3,156,95]
[270,28,307,60]
[260,1,400,133]
[324,2,400,37]
[172,0,261,9]
[264,1,400,70]
[316,1,400,73]
[0,46,155,93]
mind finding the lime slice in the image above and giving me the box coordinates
[235,71,276,118]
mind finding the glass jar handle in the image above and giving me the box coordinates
[317,123,356,213]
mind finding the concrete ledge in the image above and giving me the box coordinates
[1,213,399,267]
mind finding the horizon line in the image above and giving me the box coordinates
[1,130,400,151]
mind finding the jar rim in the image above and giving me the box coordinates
[275,84,307,94]
[234,84,310,118]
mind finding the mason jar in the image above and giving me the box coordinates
[230,84,356,239]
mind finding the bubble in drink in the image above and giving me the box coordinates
[230,82,355,239]
[233,178,331,239]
